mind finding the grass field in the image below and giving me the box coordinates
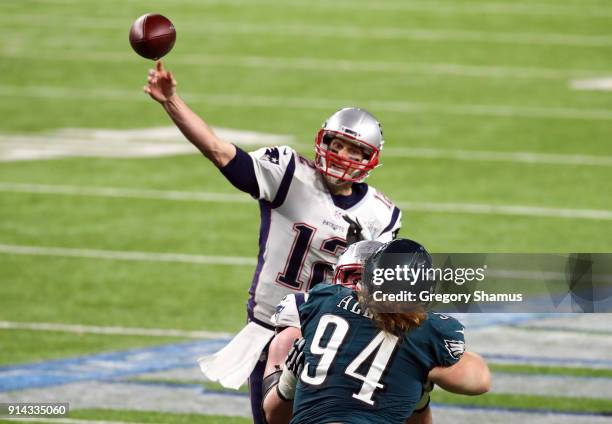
[1,0,612,423]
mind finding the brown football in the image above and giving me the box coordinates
[129,14,176,60]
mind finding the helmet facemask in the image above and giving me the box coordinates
[333,264,364,290]
[315,130,379,183]
[332,240,384,291]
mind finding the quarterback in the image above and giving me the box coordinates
[144,61,402,423]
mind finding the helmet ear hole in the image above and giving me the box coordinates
[361,147,373,161]
[322,133,335,146]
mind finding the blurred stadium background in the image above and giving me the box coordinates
[1,0,611,422]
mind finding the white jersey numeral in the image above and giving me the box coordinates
[345,331,398,405]
[300,313,398,406]
[301,314,349,385]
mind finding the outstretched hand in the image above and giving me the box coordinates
[144,61,177,103]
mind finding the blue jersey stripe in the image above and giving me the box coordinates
[270,153,296,208]
[380,206,401,235]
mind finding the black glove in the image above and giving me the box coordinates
[343,214,365,246]
[285,337,306,378]
[277,337,306,401]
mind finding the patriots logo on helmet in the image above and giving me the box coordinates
[444,339,466,359]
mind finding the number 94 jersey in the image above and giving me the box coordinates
[247,146,401,326]
[291,284,465,424]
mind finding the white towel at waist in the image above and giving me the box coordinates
[198,321,275,389]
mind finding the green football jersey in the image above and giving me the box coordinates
[290,283,465,424]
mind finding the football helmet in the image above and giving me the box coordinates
[333,240,384,289]
[315,107,384,182]
[366,239,432,272]
[362,238,434,310]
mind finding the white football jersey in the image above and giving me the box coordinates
[247,145,402,326]
[270,293,308,329]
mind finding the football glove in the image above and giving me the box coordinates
[343,215,370,246]
[277,337,306,401]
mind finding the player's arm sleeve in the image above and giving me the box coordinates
[248,145,296,205]
[430,314,466,367]
[270,293,308,330]
[375,206,402,242]
[218,146,260,198]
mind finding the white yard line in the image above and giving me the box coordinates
[571,77,612,92]
[252,0,612,18]
[4,15,612,46]
[2,127,611,166]
[197,22,612,47]
[0,183,252,203]
[0,321,230,339]
[2,131,611,167]
[0,127,292,161]
[1,86,611,121]
[0,244,257,266]
[395,201,612,220]
[368,147,612,167]
[18,0,612,18]
[1,183,612,220]
[1,51,600,81]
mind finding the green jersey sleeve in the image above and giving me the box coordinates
[428,313,466,367]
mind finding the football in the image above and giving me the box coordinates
[129,13,176,60]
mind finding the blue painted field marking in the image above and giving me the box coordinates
[2,312,610,393]
[0,338,229,392]
[449,312,544,329]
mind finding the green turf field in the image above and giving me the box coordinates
[1,0,611,422]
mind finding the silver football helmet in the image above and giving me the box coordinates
[333,240,384,289]
[315,107,384,182]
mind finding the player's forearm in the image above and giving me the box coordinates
[162,95,236,167]
[428,352,491,395]
[262,388,293,424]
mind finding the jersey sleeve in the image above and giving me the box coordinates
[429,313,466,367]
[368,189,402,242]
[248,145,296,205]
[218,146,260,198]
[270,293,309,329]
[375,206,402,242]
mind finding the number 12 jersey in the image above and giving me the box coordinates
[247,146,401,326]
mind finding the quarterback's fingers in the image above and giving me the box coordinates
[342,214,356,225]
[342,214,362,230]
[148,69,155,77]
[156,60,164,73]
